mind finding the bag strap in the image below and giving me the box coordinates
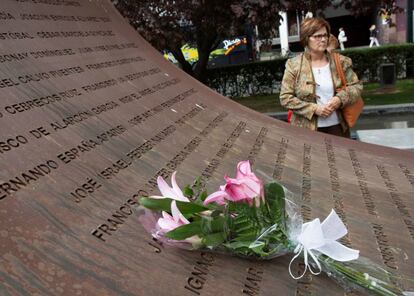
[333,53,346,91]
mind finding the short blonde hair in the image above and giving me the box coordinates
[300,18,331,47]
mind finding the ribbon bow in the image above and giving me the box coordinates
[289,209,359,280]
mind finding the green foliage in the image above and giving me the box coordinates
[191,177,208,203]
[165,221,203,240]
[228,78,414,114]
[207,44,414,97]
[203,232,226,247]
[139,197,208,215]
[223,182,289,257]
[341,44,414,82]
[265,183,286,227]
[183,185,194,198]
[152,181,290,258]
[207,58,286,97]
[166,216,226,241]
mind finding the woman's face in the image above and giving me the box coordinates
[307,27,328,54]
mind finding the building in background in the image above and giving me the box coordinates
[163,37,251,67]
[265,0,413,56]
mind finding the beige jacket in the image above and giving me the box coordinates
[279,51,362,131]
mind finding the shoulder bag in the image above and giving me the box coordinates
[333,53,364,128]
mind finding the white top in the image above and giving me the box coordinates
[312,63,340,127]
[338,31,346,42]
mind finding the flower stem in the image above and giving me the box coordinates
[319,256,403,296]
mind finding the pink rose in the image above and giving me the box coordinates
[204,160,264,207]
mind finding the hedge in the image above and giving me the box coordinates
[206,43,414,97]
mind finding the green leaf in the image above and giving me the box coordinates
[200,216,226,234]
[165,215,226,241]
[225,241,252,250]
[165,221,202,240]
[183,185,194,198]
[199,190,207,201]
[264,182,286,224]
[138,197,170,211]
[139,197,208,215]
[191,177,204,196]
[235,224,255,233]
[202,232,226,247]
[249,241,266,255]
[265,182,285,204]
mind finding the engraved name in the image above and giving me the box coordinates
[348,149,377,216]
[371,223,397,269]
[80,68,161,93]
[147,136,203,188]
[301,143,312,221]
[20,13,110,22]
[50,101,120,131]
[37,30,114,39]
[348,151,398,270]
[242,266,263,296]
[272,137,288,181]
[0,160,59,200]
[57,125,126,164]
[377,165,414,240]
[0,67,84,88]
[68,177,103,203]
[0,134,29,155]
[128,88,196,126]
[13,0,81,6]
[399,163,414,189]
[3,88,82,115]
[0,43,138,64]
[325,139,350,246]
[247,127,268,166]
[200,120,245,186]
[85,56,144,70]
[184,252,215,295]
[91,195,141,242]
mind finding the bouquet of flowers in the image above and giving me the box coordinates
[138,160,410,296]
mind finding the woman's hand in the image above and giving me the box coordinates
[326,96,341,110]
[316,96,341,118]
[315,105,335,118]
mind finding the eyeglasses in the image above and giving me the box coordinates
[311,33,329,40]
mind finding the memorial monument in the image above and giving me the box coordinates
[0,1,413,295]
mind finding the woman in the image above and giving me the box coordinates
[280,18,362,137]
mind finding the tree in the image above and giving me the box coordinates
[114,0,399,83]
[114,0,283,82]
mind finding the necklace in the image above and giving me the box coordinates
[315,63,328,74]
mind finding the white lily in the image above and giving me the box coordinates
[150,171,189,202]
[157,200,190,232]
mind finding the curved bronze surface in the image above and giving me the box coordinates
[0,1,413,295]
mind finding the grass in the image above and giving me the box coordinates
[231,78,414,113]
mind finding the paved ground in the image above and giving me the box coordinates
[267,103,414,149]
[266,103,414,121]
[356,128,414,151]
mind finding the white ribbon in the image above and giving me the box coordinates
[289,209,360,280]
